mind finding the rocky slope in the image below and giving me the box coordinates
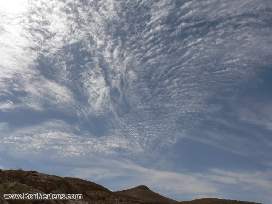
[0,169,261,204]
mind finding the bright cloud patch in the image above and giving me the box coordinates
[0,0,272,203]
[0,0,28,14]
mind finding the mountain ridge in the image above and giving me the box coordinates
[0,169,261,204]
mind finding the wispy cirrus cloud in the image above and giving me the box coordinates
[0,120,143,157]
[70,159,272,202]
[0,0,272,202]
[208,169,272,192]
[1,0,272,150]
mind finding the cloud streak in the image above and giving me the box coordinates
[1,0,272,151]
[70,159,272,202]
[0,0,272,202]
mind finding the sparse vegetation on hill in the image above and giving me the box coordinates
[0,169,261,204]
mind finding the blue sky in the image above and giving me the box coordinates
[0,0,272,203]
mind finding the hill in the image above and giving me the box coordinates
[0,169,261,204]
[116,185,178,204]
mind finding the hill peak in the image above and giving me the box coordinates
[134,185,150,191]
[0,169,261,204]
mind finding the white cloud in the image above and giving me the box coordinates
[0,0,29,14]
[209,169,272,193]
[0,74,75,112]
[22,77,75,111]
[71,160,272,200]
[72,160,217,196]
[0,2,271,202]
[0,120,143,158]
[0,100,16,111]
[2,0,271,151]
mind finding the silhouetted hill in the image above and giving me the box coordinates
[0,169,138,204]
[115,185,178,204]
[0,169,261,204]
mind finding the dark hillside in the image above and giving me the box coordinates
[0,169,261,204]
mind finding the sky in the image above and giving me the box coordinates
[0,0,272,203]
